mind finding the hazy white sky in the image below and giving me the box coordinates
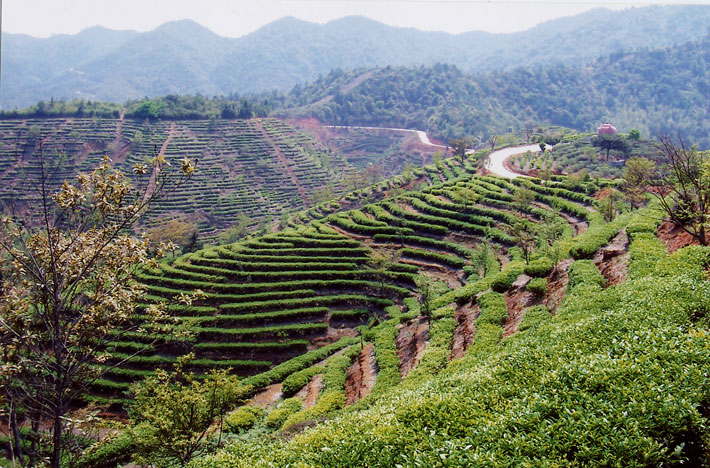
[3,0,700,38]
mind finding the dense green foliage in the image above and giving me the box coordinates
[281,35,710,146]
[0,95,269,120]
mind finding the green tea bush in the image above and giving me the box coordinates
[323,347,361,391]
[288,365,327,396]
[568,220,625,259]
[241,336,358,390]
[526,277,547,295]
[523,257,554,277]
[655,245,710,280]
[518,305,551,331]
[404,307,456,383]
[282,391,345,430]
[628,232,667,279]
[568,260,605,290]
[370,319,401,396]
[489,261,525,293]
[281,366,324,397]
[477,292,508,326]
[224,406,265,433]
[264,398,302,429]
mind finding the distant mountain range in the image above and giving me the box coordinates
[3,5,710,109]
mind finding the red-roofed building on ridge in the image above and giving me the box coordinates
[597,122,618,135]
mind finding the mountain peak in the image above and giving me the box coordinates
[151,19,218,38]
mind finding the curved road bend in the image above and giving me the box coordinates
[323,125,448,149]
[484,144,541,179]
[323,125,540,179]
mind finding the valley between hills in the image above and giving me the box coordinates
[2,4,710,468]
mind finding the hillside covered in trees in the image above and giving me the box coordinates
[279,35,710,147]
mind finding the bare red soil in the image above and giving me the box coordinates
[248,383,283,410]
[298,375,324,409]
[449,303,480,359]
[657,220,710,252]
[395,317,429,378]
[503,274,540,336]
[593,230,629,286]
[543,259,573,313]
[344,344,377,405]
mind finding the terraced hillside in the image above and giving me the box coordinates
[289,148,489,226]
[290,122,447,177]
[190,200,710,468]
[91,147,605,409]
[0,117,355,241]
[509,132,659,178]
[61,135,710,468]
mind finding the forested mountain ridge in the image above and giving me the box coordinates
[4,5,710,108]
[279,35,710,147]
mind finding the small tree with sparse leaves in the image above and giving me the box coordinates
[0,150,197,468]
[129,355,243,468]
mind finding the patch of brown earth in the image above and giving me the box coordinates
[344,343,377,405]
[532,201,588,235]
[297,375,324,409]
[450,303,480,359]
[543,259,573,313]
[253,119,309,207]
[310,327,358,351]
[325,222,372,241]
[593,230,629,286]
[398,260,464,289]
[111,109,131,163]
[657,220,709,253]
[395,317,429,378]
[248,383,283,410]
[503,274,541,336]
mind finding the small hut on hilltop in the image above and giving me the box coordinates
[597,122,618,136]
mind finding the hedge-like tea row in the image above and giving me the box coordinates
[399,248,467,269]
[477,292,508,326]
[328,214,415,236]
[373,234,475,258]
[365,204,448,235]
[192,340,308,352]
[523,257,554,277]
[404,196,495,227]
[281,365,324,397]
[189,260,359,272]
[240,336,359,391]
[419,190,518,224]
[568,216,627,259]
[192,307,329,327]
[140,275,411,296]
[404,307,456,383]
[214,250,370,264]
[568,260,606,290]
[219,295,394,314]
